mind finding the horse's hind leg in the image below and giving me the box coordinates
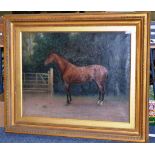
[100,85,105,105]
[95,81,102,105]
[97,89,102,105]
[96,80,106,106]
[98,89,101,101]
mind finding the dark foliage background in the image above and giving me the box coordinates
[22,32,131,96]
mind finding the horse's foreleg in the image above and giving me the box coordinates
[66,92,71,105]
[69,90,72,102]
[68,85,72,102]
[66,93,70,104]
[64,83,71,105]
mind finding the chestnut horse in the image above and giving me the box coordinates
[44,53,108,105]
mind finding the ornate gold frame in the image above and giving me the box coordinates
[4,12,150,142]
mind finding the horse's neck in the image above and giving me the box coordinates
[54,55,72,73]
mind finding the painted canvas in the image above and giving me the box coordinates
[22,32,131,122]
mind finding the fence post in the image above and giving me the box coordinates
[48,68,53,95]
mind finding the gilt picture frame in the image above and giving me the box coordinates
[4,12,150,142]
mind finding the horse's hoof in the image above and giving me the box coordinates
[100,101,104,106]
[65,102,71,106]
[97,100,101,104]
[97,100,101,105]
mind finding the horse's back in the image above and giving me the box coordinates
[63,64,108,84]
[81,65,108,81]
[87,65,108,75]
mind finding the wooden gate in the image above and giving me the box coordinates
[23,69,53,92]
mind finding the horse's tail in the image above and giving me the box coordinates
[105,69,108,80]
[103,68,108,82]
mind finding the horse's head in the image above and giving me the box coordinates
[44,53,57,66]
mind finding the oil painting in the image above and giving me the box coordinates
[22,32,131,122]
[4,13,149,142]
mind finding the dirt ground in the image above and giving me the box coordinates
[23,92,129,122]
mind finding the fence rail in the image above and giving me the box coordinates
[23,69,53,93]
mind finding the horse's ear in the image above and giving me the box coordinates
[48,50,54,56]
[51,49,56,53]
[47,53,51,57]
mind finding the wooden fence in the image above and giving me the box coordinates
[23,68,53,93]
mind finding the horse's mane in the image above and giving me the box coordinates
[52,52,72,65]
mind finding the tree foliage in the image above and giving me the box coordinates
[22,32,131,96]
